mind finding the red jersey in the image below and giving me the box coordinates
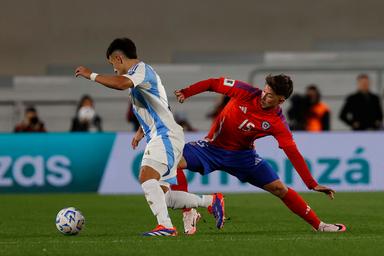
[181,78,318,189]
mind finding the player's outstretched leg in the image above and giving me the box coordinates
[140,166,177,236]
[264,180,346,232]
[171,169,201,235]
[165,190,225,230]
[281,187,346,232]
[169,168,225,233]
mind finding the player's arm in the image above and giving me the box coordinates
[175,78,258,103]
[131,126,144,150]
[274,123,335,199]
[75,66,133,90]
[282,144,335,199]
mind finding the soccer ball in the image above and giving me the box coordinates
[55,207,85,235]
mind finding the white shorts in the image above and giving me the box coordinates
[141,134,184,185]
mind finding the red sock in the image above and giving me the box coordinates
[170,168,189,192]
[281,188,321,229]
[170,168,191,213]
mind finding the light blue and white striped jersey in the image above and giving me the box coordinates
[124,62,183,142]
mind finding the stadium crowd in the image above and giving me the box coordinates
[13,74,383,133]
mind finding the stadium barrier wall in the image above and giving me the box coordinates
[0,132,382,194]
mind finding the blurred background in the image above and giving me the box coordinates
[1,3,383,254]
[0,0,383,194]
[1,0,384,132]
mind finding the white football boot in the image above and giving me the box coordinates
[317,222,346,232]
[183,208,201,235]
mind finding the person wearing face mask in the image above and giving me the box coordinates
[14,106,46,132]
[304,85,330,132]
[70,95,103,132]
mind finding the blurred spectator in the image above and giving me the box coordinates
[339,74,383,130]
[287,85,330,131]
[174,112,197,132]
[70,95,103,132]
[126,101,140,131]
[287,94,310,130]
[206,95,230,120]
[305,85,330,132]
[14,106,46,132]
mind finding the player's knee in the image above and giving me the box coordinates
[139,166,160,184]
[273,185,288,198]
[264,181,288,198]
[138,173,149,184]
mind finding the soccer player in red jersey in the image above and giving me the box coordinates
[173,75,346,233]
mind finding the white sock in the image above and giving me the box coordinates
[165,190,213,209]
[141,179,173,228]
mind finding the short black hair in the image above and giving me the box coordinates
[265,74,293,99]
[106,38,137,59]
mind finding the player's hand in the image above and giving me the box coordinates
[131,132,144,150]
[75,66,92,79]
[313,185,335,199]
[174,90,186,103]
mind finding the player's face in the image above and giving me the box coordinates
[261,85,285,109]
[108,55,126,75]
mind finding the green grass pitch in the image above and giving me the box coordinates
[0,192,383,256]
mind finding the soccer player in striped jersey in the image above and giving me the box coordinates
[75,38,224,236]
[174,75,346,233]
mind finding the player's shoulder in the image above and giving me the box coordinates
[274,107,286,119]
[221,77,261,94]
[127,61,147,76]
[272,108,290,128]
[221,77,255,87]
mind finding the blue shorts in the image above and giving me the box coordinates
[183,140,279,188]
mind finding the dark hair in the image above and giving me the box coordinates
[307,84,320,94]
[357,73,369,80]
[76,94,94,111]
[25,106,37,113]
[265,74,293,99]
[306,84,321,103]
[106,38,137,59]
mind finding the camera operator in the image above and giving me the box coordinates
[14,106,46,132]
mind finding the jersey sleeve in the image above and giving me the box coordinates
[283,145,319,189]
[181,78,260,101]
[272,115,318,189]
[272,116,296,148]
[123,63,145,87]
